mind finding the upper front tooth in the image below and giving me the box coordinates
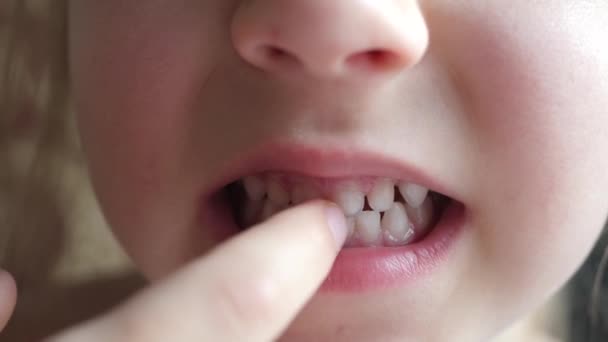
[331,181,364,216]
[398,182,428,208]
[291,184,321,205]
[267,178,289,206]
[368,178,394,212]
[345,216,356,243]
[243,176,265,201]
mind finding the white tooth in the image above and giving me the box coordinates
[267,178,289,206]
[343,216,356,247]
[381,202,415,246]
[242,198,264,227]
[346,216,355,239]
[398,182,428,208]
[368,178,394,212]
[331,181,364,216]
[355,211,381,245]
[243,176,266,201]
[405,196,434,233]
[291,184,321,205]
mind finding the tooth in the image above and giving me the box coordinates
[405,196,434,233]
[241,198,264,227]
[331,181,364,216]
[261,200,281,221]
[398,182,428,208]
[267,178,289,206]
[346,216,355,239]
[381,202,415,246]
[243,176,266,201]
[343,216,356,247]
[367,178,394,212]
[343,216,357,248]
[355,211,381,245]
[291,184,321,205]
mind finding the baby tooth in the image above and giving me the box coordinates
[368,178,394,212]
[381,202,415,245]
[267,178,289,206]
[355,211,381,245]
[343,216,356,247]
[331,182,364,216]
[243,176,266,201]
[346,216,355,241]
[291,184,320,205]
[405,196,434,233]
[398,182,428,208]
[346,216,355,239]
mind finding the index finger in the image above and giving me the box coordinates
[50,201,347,342]
[0,270,17,332]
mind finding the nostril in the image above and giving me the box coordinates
[346,49,406,72]
[255,45,302,69]
[266,46,288,58]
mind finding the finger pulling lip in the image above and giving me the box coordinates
[198,140,467,292]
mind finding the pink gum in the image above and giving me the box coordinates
[261,172,388,196]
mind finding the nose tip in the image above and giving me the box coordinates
[231,0,429,80]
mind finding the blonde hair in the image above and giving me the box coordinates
[1,0,79,285]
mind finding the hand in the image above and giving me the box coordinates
[47,201,347,342]
[0,269,17,332]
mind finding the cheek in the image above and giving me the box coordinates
[444,3,608,297]
[69,4,198,208]
[68,2,231,275]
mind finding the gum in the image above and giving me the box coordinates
[259,172,384,196]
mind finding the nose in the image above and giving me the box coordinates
[231,0,429,80]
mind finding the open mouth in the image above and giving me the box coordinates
[225,173,453,248]
[202,143,467,291]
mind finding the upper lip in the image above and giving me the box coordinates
[207,138,457,200]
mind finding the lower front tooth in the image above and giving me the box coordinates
[355,211,381,245]
[344,216,356,247]
[405,196,434,233]
[381,202,414,245]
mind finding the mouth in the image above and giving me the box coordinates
[226,175,451,248]
[201,142,467,291]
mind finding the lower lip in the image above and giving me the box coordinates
[320,201,466,292]
[199,191,466,293]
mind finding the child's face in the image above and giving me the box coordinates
[68,1,608,341]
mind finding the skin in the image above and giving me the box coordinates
[14,0,604,341]
[0,270,16,332]
[45,202,348,341]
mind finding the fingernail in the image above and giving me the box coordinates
[325,204,348,249]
